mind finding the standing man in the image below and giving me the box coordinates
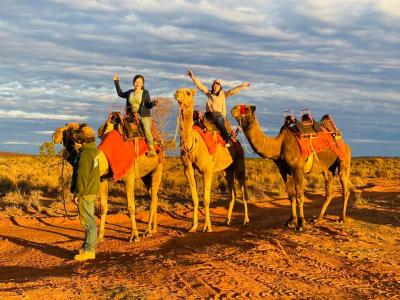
[70,126,100,261]
[187,69,250,147]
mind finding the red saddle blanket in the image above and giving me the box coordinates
[296,132,348,160]
[193,125,225,155]
[98,130,149,180]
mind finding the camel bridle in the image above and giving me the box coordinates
[59,128,80,220]
[236,107,266,155]
[175,97,195,154]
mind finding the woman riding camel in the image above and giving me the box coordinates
[187,69,250,147]
[113,73,157,156]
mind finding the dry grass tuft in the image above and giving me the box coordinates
[0,154,398,217]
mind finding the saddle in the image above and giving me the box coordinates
[193,111,238,142]
[98,111,163,144]
[283,109,347,161]
[283,109,341,138]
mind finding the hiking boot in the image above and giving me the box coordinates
[146,145,157,157]
[74,250,95,261]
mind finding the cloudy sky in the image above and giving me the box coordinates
[0,0,399,156]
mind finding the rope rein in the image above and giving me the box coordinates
[171,109,181,145]
[238,118,254,154]
[60,155,78,220]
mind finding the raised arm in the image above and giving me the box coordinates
[113,73,130,98]
[225,82,251,98]
[187,69,210,95]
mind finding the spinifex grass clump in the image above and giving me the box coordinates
[0,154,398,217]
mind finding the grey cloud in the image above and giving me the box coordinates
[0,0,399,155]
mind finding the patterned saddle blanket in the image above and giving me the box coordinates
[283,110,347,160]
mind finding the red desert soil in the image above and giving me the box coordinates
[0,178,399,299]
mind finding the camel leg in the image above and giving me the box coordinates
[226,167,236,226]
[184,163,199,232]
[282,172,298,228]
[125,176,139,242]
[315,168,334,223]
[237,166,250,226]
[240,179,250,226]
[293,168,306,231]
[144,164,163,237]
[203,170,213,232]
[98,180,108,242]
[338,159,351,223]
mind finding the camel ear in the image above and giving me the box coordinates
[191,88,197,96]
[250,106,256,113]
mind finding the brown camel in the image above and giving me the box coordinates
[231,105,351,231]
[174,88,249,232]
[53,123,163,242]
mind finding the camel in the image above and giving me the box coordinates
[52,123,163,242]
[231,105,351,231]
[174,88,249,232]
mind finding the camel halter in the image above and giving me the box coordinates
[237,117,265,155]
[176,102,195,153]
[59,130,79,220]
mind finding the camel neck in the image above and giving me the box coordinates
[243,117,283,160]
[179,105,195,151]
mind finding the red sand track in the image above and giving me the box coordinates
[0,179,399,299]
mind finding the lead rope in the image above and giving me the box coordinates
[171,109,181,146]
[238,119,253,154]
[60,155,78,220]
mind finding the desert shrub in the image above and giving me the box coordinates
[351,190,369,207]
[351,176,366,189]
[351,158,400,179]
[2,189,43,214]
[1,154,398,216]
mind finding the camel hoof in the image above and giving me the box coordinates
[312,217,323,224]
[203,226,213,233]
[285,220,298,228]
[97,237,104,243]
[226,219,231,226]
[338,217,346,223]
[143,231,152,238]
[295,226,304,232]
[188,226,197,233]
[129,236,140,243]
[295,219,306,232]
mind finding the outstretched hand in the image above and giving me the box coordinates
[242,82,251,88]
[113,73,120,81]
[187,69,194,78]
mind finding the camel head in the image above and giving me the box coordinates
[52,122,95,165]
[231,104,256,130]
[174,88,197,109]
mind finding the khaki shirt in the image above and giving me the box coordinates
[191,77,242,117]
[206,92,227,116]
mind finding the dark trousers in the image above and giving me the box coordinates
[214,115,230,142]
